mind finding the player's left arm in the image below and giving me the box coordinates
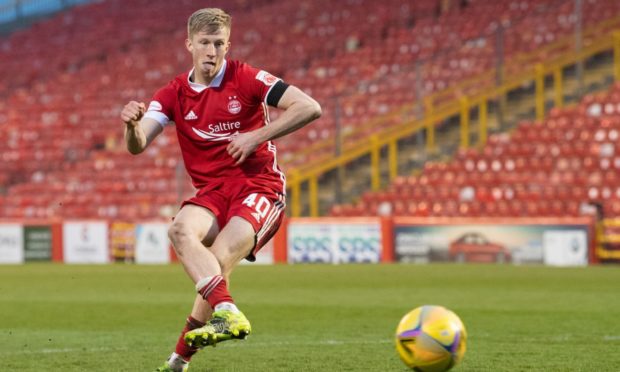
[262,85,322,140]
[227,84,321,165]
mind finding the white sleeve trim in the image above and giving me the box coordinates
[144,111,170,128]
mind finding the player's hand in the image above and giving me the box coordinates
[227,131,259,165]
[121,101,146,127]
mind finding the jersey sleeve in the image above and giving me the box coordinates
[238,63,282,106]
[144,83,176,128]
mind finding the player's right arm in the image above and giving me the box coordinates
[121,100,163,154]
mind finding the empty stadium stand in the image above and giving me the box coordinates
[330,82,620,219]
[1,0,619,220]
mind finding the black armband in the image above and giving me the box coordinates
[266,80,290,107]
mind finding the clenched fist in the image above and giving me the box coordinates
[121,101,146,127]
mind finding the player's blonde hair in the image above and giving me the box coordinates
[187,8,232,38]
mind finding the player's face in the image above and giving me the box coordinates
[186,27,230,84]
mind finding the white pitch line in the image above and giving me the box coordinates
[0,346,129,356]
[229,339,394,348]
[0,339,392,356]
[5,335,617,356]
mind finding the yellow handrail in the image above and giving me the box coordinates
[283,103,416,169]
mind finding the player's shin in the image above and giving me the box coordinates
[157,315,206,371]
[175,316,206,360]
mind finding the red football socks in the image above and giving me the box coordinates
[197,275,234,308]
[175,315,205,361]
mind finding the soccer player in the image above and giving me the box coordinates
[120,8,321,372]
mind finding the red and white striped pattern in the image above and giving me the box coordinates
[256,195,285,244]
[196,275,223,298]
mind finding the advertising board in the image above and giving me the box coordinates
[63,221,109,264]
[0,224,24,264]
[135,223,170,264]
[394,218,592,265]
[288,218,382,264]
[24,225,52,261]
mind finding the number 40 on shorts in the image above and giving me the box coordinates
[242,193,272,223]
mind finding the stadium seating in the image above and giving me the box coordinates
[1,0,619,219]
[331,82,620,219]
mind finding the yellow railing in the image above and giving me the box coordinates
[287,28,620,217]
[283,99,417,168]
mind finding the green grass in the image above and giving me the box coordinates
[0,263,619,371]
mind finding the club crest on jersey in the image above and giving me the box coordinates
[255,70,279,86]
[228,96,242,114]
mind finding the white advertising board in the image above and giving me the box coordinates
[63,221,109,264]
[135,223,170,264]
[543,230,588,266]
[0,224,24,264]
[288,219,382,264]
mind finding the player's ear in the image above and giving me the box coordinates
[185,38,193,53]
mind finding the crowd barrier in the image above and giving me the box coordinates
[0,216,596,266]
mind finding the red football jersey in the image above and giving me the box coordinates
[144,60,286,193]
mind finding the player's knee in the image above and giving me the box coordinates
[168,222,196,250]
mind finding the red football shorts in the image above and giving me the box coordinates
[182,177,285,261]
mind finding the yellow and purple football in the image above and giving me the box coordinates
[395,305,467,371]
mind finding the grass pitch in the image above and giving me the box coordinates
[0,263,619,371]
